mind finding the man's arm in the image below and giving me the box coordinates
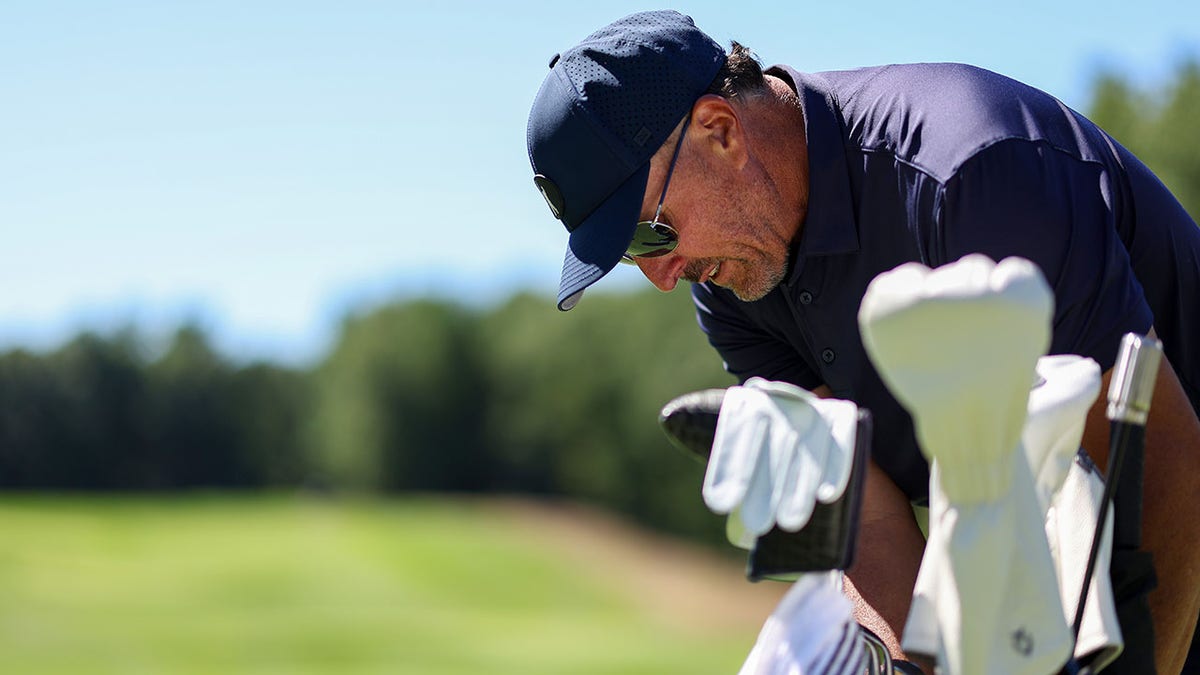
[809,382,926,663]
[845,455,928,662]
[1080,350,1200,674]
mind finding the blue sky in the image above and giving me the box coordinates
[2,0,1197,365]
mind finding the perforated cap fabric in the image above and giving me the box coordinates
[526,10,726,310]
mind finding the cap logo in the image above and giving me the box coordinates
[533,174,566,222]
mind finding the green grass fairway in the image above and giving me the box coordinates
[0,495,767,674]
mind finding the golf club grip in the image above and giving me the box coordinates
[1110,422,1145,549]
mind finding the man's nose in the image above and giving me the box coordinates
[636,254,684,292]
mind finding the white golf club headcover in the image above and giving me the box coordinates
[859,254,1053,504]
[1022,353,1123,662]
[902,360,1123,673]
[1021,356,1121,668]
[860,256,1074,674]
[1022,356,1121,666]
[1022,355,1101,511]
[704,378,858,537]
[738,572,864,675]
[1046,455,1123,670]
[904,460,1075,675]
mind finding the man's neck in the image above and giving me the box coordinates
[758,74,810,246]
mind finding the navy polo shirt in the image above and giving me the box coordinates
[693,63,1200,502]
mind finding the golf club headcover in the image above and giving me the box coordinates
[1046,453,1123,671]
[903,458,1074,675]
[703,378,858,537]
[860,255,1074,674]
[737,572,865,675]
[1022,355,1101,512]
[858,254,1052,504]
[1023,356,1122,669]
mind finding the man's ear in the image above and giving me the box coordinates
[690,94,748,170]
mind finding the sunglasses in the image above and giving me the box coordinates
[621,117,689,264]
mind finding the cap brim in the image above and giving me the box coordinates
[556,162,651,311]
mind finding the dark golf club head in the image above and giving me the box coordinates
[658,388,727,462]
[658,387,872,580]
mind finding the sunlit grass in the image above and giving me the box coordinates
[0,494,759,674]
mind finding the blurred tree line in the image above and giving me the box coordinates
[1087,59,1200,215]
[0,288,733,540]
[0,61,1196,542]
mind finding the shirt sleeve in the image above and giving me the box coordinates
[936,139,1153,371]
[692,282,823,390]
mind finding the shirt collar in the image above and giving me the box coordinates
[767,65,859,284]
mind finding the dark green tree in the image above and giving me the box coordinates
[226,363,313,487]
[1087,58,1200,220]
[49,331,151,488]
[143,325,244,487]
[309,299,491,492]
[479,287,733,538]
[0,348,67,486]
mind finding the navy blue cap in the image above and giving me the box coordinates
[526,10,726,310]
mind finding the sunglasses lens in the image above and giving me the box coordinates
[623,221,677,262]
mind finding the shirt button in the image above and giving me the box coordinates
[821,348,836,364]
[799,290,814,305]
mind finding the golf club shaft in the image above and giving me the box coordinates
[1068,334,1162,645]
[1069,421,1133,642]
